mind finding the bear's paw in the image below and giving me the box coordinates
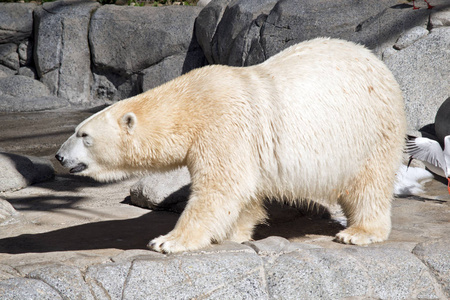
[335,227,388,245]
[148,232,211,254]
[148,235,189,254]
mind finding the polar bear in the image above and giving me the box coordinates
[56,38,406,253]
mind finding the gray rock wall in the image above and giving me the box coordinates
[0,0,449,133]
[0,239,448,299]
[0,0,205,110]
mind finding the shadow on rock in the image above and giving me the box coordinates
[0,198,344,254]
[0,211,179,254]
[254,202,345,241]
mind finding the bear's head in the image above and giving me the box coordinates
[55,106,139,182]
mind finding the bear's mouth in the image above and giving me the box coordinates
[70,163,87,174]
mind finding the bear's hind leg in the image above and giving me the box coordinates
[335,193,392,245]
[335,160,396,245]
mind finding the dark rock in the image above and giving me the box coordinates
[89,5,205,101]
[195,0,235,64]
[195,0,441,66]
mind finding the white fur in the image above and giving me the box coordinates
[57,38,406,253]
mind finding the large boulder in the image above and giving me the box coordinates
[384,26,450,134]
[129,167,191,213]
[34,0,100,106]
[0,75,67,112]
[89,5,205,101]
[0,153,54,192]
[0,3,36,44]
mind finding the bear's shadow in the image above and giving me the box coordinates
[0,197,344,254]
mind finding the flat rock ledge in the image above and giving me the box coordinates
[0,238,448,299]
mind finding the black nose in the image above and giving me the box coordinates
[55,154,64,163]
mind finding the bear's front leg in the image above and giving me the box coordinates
[148,190,247,253]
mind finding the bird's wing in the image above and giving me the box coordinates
[406,137,447,172]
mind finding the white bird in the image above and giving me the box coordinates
[406,135,450,193]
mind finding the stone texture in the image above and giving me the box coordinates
[0,43,19,72]
[0,152,54,192]
[394,26,429,50]
[0,65,16,77]
[196,0,278,66]
[28,264,94,300]
[0,278,62,300]
[0,3,36,44]
[122,252,268,299]
[34,0,100,105]
[413,239,450,296]
[85,262,132,300]
[140,50,206,91]
[430,6,450,27]
[18,39,33,67]
[0,198,21,226]
[244,236,291,254]
[384,27,450,134]
[130,167,191,213]
[195,0,234,64]
[266,247,447,299]
[0,95,68,112]
[90,5,205,101]
[0,73,68,112]
[195,0,438,66]
[18,66,37,79]
[0,264,21,281]
[0,75,49,98]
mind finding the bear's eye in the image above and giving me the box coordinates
[81,132,88,138]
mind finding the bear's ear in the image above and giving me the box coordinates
[121,112,137,134]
